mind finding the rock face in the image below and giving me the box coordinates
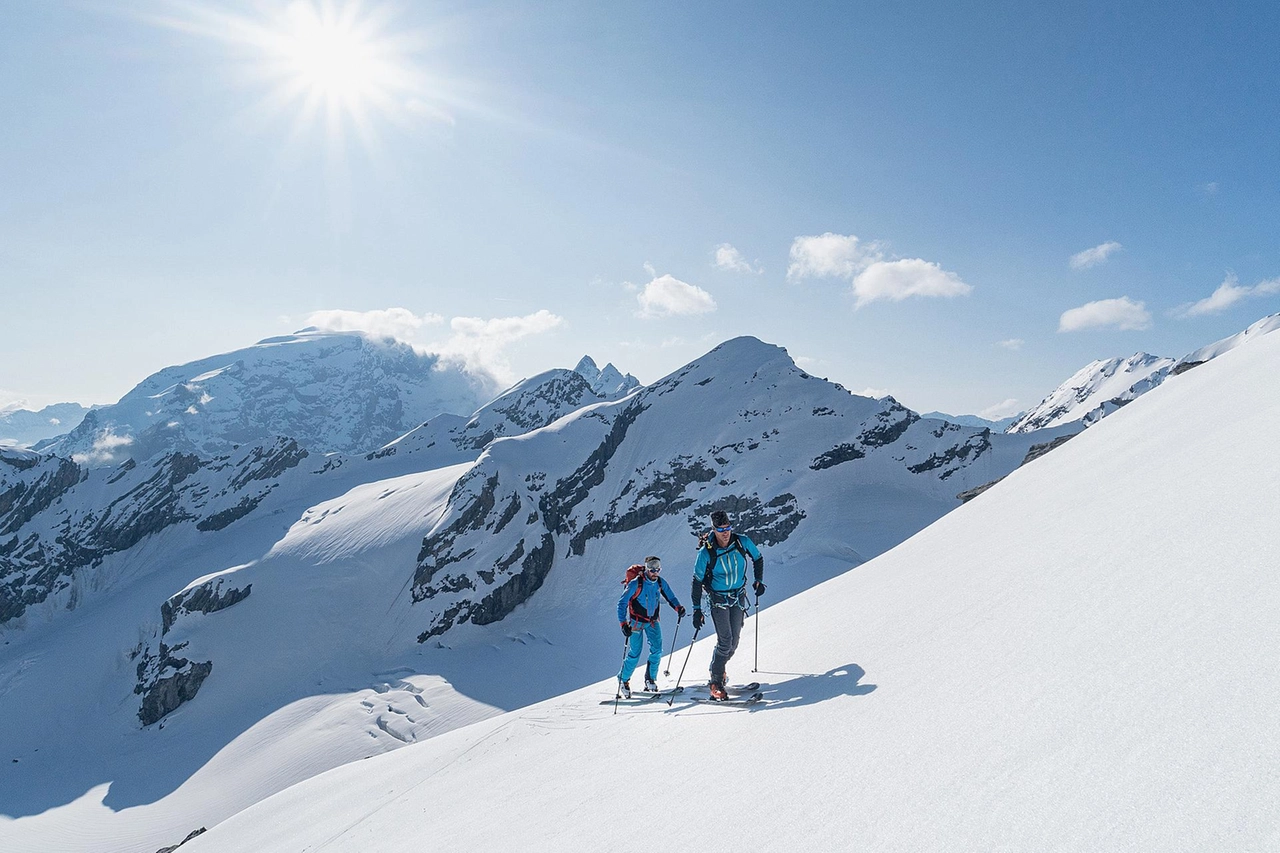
[408,337,1058,640]
[0,438,305,626]
[36,330,498,466]
[134,573,253,724]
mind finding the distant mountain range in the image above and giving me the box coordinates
[0,402,92,447]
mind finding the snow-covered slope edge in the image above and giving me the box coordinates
[1009,311,1280,434]
[187,327,1280,851]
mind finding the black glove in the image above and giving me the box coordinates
[752,580,766,598]
[621,622,632,637]
[692,609,705,631]
[676,605,687,618]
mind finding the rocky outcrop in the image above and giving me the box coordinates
[134,640,214,727]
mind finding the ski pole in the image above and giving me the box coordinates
[663,612,683,677]
[613,631,631,716]
[752,591,760,673]
[667,626,700,707]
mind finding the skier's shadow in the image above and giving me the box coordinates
[747,663,876,710]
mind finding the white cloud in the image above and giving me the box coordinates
[304,308,444,340]
[71,428,134,466]
[431,310,565,386]
[1058,296,1152,332]
[996,338,1025,351]
[1199,182,1220,197]
[1179,273,1280,317]
[714,244,760,274]
[788,233,972,309]
[851,258,973,308]
[786,233,880,281]
[858,387,892,400]
[979,398,1022,420]
[1069,241,1123,270]
[636,274,717,318]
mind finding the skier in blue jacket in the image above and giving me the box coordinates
[690,510,765,700]
[616,555,685,698]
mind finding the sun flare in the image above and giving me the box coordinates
[155,0,448,152]
[275,2,396,108]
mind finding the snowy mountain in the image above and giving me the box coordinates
[1006,352,1176,433]
[171,312,1280,853]
[34,330,499,466]
[0,335,1066,853]
[0,364,629,630]
[573,355,640,398]
[1008,311,1280,435]
[0,402,91,448]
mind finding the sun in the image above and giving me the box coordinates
[273,2,401,113]
[154,0,447,151]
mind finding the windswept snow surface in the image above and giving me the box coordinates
[183,329,1280,851]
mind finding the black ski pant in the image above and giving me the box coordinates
[709,601,745,685]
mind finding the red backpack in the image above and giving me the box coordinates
[621,564,657,623]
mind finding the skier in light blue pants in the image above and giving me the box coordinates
[616,555,685,698]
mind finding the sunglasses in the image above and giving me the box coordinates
[646,566,661,574]
[714,525,733,533]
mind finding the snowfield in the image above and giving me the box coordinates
[169,328,1280,852]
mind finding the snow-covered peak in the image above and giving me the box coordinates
[1007,352,1176,433]
[572,354,640,399]
[36,331,499,466]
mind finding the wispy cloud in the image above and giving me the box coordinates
[787,232,971,309]
[636,273,717,318]
[852,258,973,308]
[304,308,443,340]
[1177,273,1280,317]
[996,338,1025,351]
[979,398,1021,420]
[302,306,563,387]
[1198,182,1220,197]
[72,428,134,466]
[1058,296,1152,332]
[432,310,565,386]
[1069,241,1123,270]
[714,244,760,274]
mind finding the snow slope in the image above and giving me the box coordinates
[178,325,1280,852]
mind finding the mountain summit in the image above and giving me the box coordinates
[37,330,498,465]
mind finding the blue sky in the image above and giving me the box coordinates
[2,0,1278,417]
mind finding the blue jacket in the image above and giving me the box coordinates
[692,533,763,596]
[618,575,682,623]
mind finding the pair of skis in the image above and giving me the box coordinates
[602,682,763,707]
[689,681,763,706]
